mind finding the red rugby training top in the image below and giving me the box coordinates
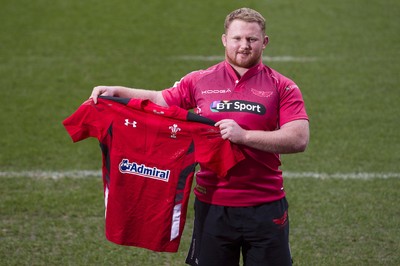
[63,96,244,252]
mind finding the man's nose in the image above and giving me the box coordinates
[240,39,251,48]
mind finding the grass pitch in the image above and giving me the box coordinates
[1,176,399,265]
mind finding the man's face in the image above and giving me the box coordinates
[222,19,268,69]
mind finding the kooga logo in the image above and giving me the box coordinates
[210,100,266,115]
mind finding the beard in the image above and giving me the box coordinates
[225,50,262,69]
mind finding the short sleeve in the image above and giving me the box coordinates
[162,72,198,109]
[62,99,112,142]
[277,77,308,127]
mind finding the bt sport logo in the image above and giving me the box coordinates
[210,100,266,115]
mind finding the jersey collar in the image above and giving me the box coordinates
[128,99,185,119]
[224,60,264,84]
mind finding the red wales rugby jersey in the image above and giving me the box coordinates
[63,96,244,252]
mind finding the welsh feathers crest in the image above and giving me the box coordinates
[169,124,181,138]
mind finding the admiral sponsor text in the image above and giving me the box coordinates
[119,159,170,181]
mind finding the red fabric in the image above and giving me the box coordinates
[63,97,244,252]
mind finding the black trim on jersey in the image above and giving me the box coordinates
[99,96,216,126]
[187,140,195,154]
[175,163,197,203]
[174,141,196,203]
[99,142,110,185]
[99,124,113,185]
[99,96,130,105]
[187,112,215,126]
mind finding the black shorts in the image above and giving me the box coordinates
[185,197,292,266]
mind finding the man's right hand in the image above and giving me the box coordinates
[88,85,168,107]
[90,86,117,104]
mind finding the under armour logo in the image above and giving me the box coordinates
[169,124,181,138]
[124,119,137,127]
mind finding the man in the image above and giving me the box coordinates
[90,7,309,266]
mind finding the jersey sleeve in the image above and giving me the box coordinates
[276,73,309,126]
[192,127,245,178]
[62,99,112,142]
[162,72,198,109]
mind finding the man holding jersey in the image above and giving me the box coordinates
[90,7,309,266]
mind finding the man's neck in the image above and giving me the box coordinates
[227,61,261,79]
[231,65,248,78]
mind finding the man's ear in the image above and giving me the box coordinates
[222,34,227,47]
[263,35,269,48]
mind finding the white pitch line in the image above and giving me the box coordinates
[0,170,102,179]
[173,55,318,62]
[285,172,400,180]
[0,171,399,180]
